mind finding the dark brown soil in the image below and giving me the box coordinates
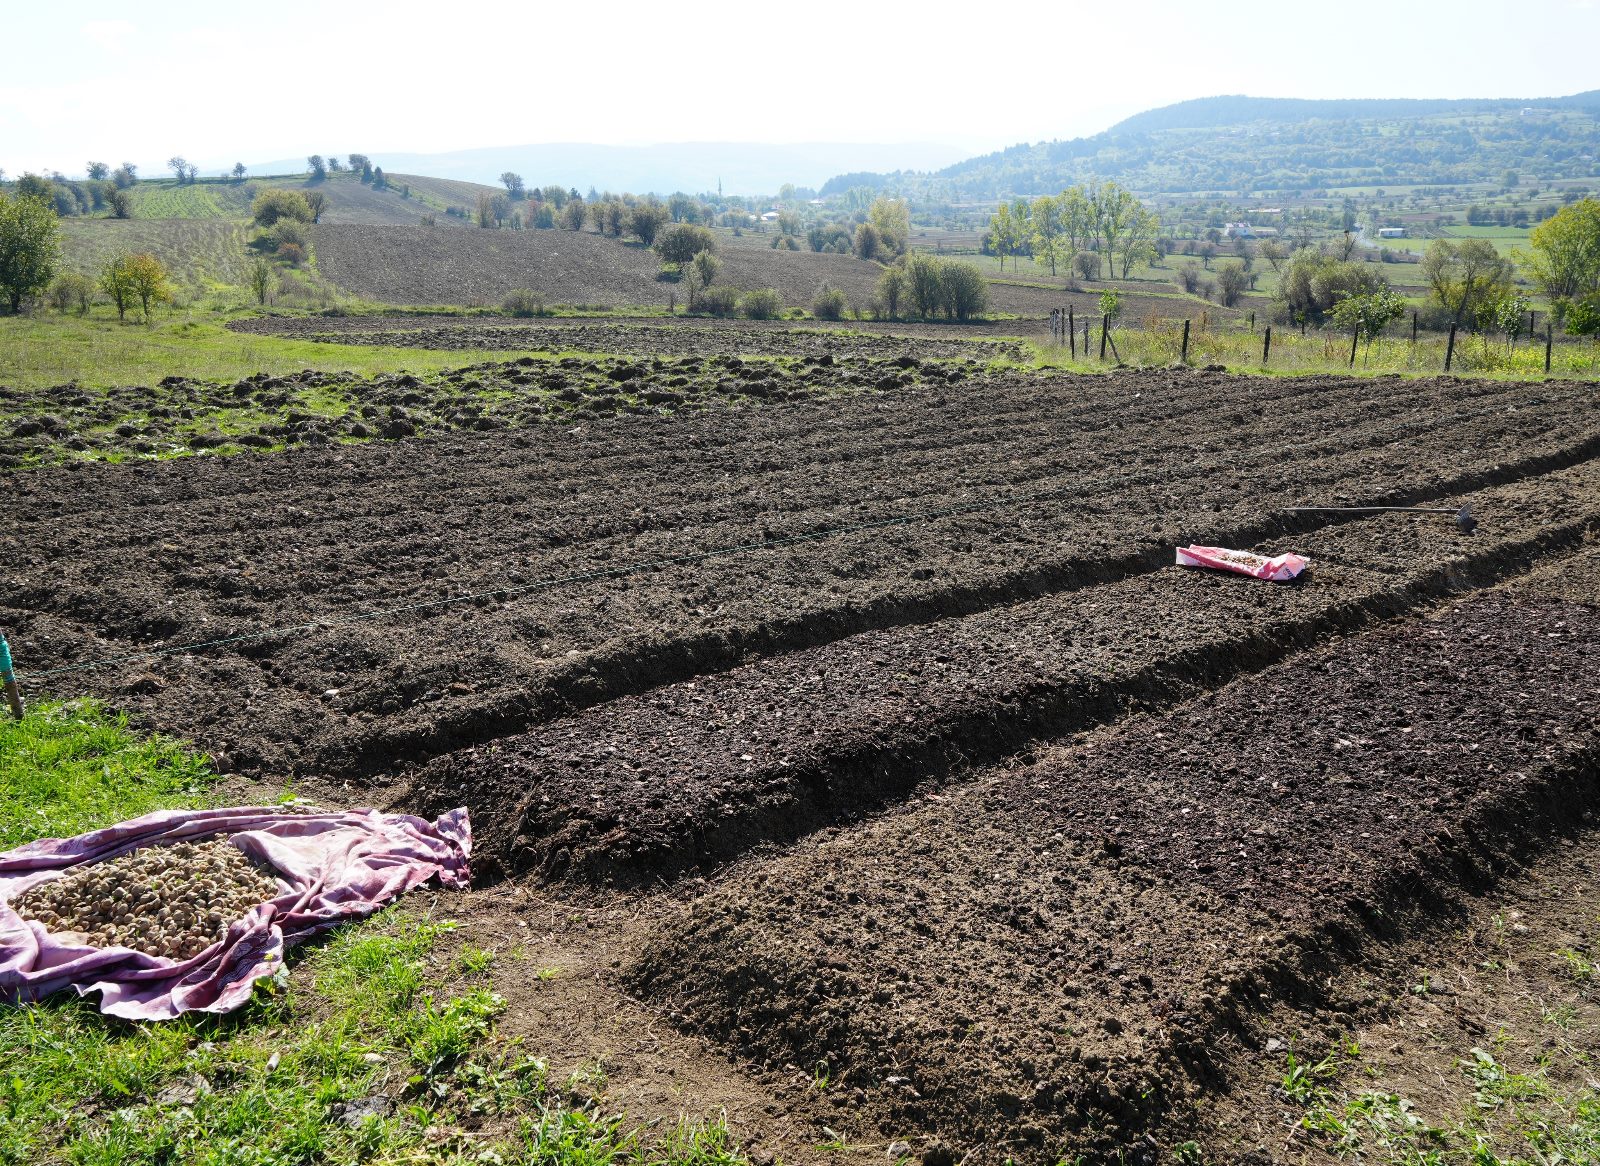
[0,348,991,468]
[412,460,1600,886]
[627,596,1600,1164]
[224,315,1029,361]
[8,372,1597,786]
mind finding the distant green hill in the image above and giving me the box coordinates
[823,91,1600,200]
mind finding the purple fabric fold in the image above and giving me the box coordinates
[0,805,471,1020]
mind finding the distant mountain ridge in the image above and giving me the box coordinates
[1105,91,1600,134]
[243,142,973,198]
[825,90,1600,200]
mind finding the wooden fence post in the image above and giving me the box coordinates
[1263,325,1272,365]
[1099,315,1109,361]
[1249,311,1255,332]
[1411,312,1418,343]
[1445,323,1457,372]
[1180,319,1190,364]
[1349,329,1359,368]
[1069,305,1076,357]
[1084,318,1090,355]
[1546,324,1554,374]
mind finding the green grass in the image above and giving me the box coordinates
[0,700,216,848]
[1029,318,1600,380]
[127,180,256,221]
[61,219,254,292]
[0,310,530,392]
[0,701,753,1166]
[1286,1043,1599,1165]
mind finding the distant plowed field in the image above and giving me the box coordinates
[314,223,890,309]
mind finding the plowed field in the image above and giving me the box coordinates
[8,356,1600,1164]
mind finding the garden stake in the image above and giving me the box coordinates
[1283,504,1476,534]
[0,634,23,720]
[1181,319,1190,363]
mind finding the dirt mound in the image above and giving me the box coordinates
[407,460,1600,885]
[626,597,1600,1163]
[6,372,1598,785]
[0,350,985,468]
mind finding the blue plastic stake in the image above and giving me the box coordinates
[0,634,23,720]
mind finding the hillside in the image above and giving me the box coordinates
[826,90,1600,199]
[312,224,893,309]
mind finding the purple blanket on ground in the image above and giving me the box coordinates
[0,805,471,1020]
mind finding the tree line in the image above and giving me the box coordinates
[983,183,1159,280]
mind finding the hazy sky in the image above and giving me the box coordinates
[5,0,1599,177]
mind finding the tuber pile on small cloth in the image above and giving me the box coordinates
[0,805,471,1020]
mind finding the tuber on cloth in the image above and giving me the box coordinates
[0,805,470,1020]
[1175,545,1308,582]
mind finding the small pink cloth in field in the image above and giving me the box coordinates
[1176,545,1309,582]
[0,805,470,1020]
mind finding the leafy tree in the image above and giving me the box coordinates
[855,222,882,261]
[1030,194,1064,276]
[248,256,273,306]
[689,250,720,304]
[1092,182,1139,279]
[812,283,848,320]
[0,191,61,312]
[302,190,327,223]
[560,199,586,230]
[48,271,96,314]
[232,162,247,182]
[1524,197,1600,302]
[807,222,853,254]
[251,189,312,226]
[628,202,670,246]
[1073,250,1100,280]
[500,172,525,200]
[540,184,568,209]
[1422,239,1513,326]
[106,189,132,219]
[987,203,1019,270]
[1564,291,1600,339]
[656,224,716,268]
[1277,248,1389,324]
[1117,204,1160,278]
[875,265,907,319]
[86,162,110,181]
[904,253,944,318]
[100,256,136,320]
[741,288,782,320]
[115,162,138,187]
[696,286,740,316]
[1329,288,1407,362]
[121,252,170,319]
[327,156,342,172]
[868,197,910,256]
[15,174,51,201]
[371,167,387,190]
[307,155,327,180]
[940,261,989,321]
[167,156,189,183]
[1214,263,1250,308]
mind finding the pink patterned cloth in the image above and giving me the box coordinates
[1176,545,1309,582]
[0,806,470,1019]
